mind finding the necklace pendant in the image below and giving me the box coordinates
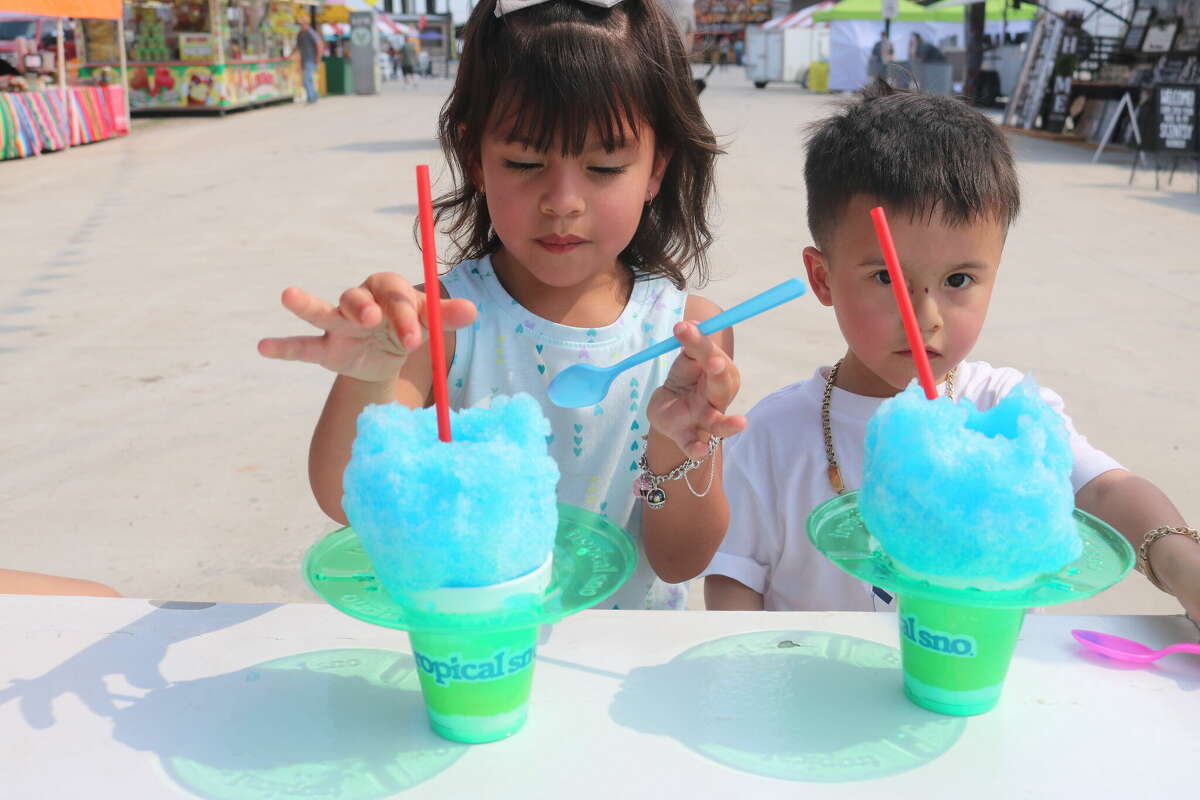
[645,486,667,509]
[827,465,845,495]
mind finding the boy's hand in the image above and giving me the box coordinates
[257,273,476,383]
[647,321,747,460]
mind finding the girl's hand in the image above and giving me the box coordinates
[257,272,477,383]
[647,321,747,459]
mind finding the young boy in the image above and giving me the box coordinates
[641,81,1200,622]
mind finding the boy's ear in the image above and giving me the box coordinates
[803,246,834,307]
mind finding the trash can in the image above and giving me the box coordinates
[324,57,351,95]
[807,61,829,93]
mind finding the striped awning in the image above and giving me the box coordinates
[761,1,836,29]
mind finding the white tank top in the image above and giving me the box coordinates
[442,255,689,610]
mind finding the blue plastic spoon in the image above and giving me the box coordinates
[547,277,807,408]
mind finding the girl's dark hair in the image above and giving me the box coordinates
[805,80,1021,249]
[435,0,720,289]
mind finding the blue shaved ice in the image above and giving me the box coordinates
[342,393,560,598]
[860,379,1080,585]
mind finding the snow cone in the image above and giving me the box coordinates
[859,379,1078,715]
[342,393,560,742]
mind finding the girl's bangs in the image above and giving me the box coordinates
[488,29,651,155]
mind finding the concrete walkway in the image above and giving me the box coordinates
[3,71,1196,615]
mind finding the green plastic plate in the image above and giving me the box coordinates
[806,491,1135,609]
[304,503,637,633]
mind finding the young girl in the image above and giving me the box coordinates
[258,0,746,610]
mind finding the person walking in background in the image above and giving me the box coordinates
[400,37,417,89]
[388,42,400,79]
[661,0,696,53]
[867,31,893,80]
[296,18,324,104]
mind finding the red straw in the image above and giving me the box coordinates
[869,206,938,400]
[416,164,452,442]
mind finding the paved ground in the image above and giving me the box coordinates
[3,71,1197,615]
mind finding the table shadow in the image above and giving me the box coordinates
[609,630,966,783]
[0,602,278,729]
[108,648,465,799]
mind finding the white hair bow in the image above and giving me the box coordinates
[495,0,623,16]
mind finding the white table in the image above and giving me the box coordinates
[1,597,1196,798]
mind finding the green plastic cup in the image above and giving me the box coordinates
[896,595,1025,716]
[400,556,551,744]
[305,504,640,743]
[805,491,1135,718]
[409,625,539,743]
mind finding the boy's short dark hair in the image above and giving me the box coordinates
[804,80,1020,249]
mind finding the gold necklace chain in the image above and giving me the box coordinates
[822,358,956,494]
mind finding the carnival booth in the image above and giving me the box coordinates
[813,0,1034,92]
[1,0,129,161]
[78,0,315,114]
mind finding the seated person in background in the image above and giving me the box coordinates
[908,33,946,64]
[0,569,120,598]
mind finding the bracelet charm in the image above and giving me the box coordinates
[635,435,722,510]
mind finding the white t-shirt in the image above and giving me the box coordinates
[703,361,1124,612]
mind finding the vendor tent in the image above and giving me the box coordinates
[0,0,127,160]
[0,0,117,16]
[814,0,1034,91]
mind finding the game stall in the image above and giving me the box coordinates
[1,0,129,161]
[78,0,318,114]
[693,0,773,62]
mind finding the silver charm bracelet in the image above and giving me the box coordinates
[635,435,723,510]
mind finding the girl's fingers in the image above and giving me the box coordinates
[679,413,746,459]
[674,320,715,363]
[257,335,329,364]
[281,287,344,332]
[362,273,423,349]
[703,353,740,410]
[340,285,389,330]
[420,297,478,331]
[381,293,423,351]
[710,413,747,439]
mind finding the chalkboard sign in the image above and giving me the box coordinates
[1154,84,1198,153]
[1044,75,1074,133]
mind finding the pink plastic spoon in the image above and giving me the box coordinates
[1071,629,1200,664]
